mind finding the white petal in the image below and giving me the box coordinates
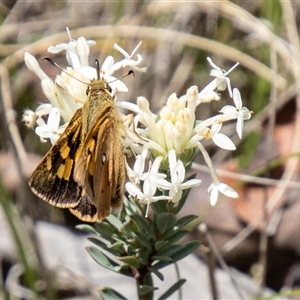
[48,108,60,130]
[213,133,236,150]
[220,105,238,118]
[24,52,48,80]
[209,185,219,206]
[101,56,114,75]
[241,107,252,120]
[218,183,238,198]
[236,116,244,139]
[47,43,68,53]
[181,178,202,189]
[171,189,183,203]
[232,88,242,109]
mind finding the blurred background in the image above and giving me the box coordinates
[1,1,300,299]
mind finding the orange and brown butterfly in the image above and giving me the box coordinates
[29,58,125,222]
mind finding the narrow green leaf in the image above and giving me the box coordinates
[157,279,186,300]
[131,214,155,239]
[94,222,116,242]
[134,231,153,251]
[156,213,177,234]
[151,200,168,215]
[169,241,201,263]
[118,256,140,268]
[148,267,164,281]
[163,229,188,243]
[100,287,128,300]
[76,224,99,235]
[136,248,151,265]
[151,255,172,262]
[122,219,139,236]
[106,214,123,231]
[175,215,198,229]
[156,244,182,258]
[154,241,169,251]
[138,285,157,296]
[109,241,125,253]
[87,237,120,256]
[153,241,201,269]
[86,246,131,277]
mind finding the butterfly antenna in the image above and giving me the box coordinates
[43,57,88,85]
[95,59,101,80]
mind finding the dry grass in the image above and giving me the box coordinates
[1,0,300,298]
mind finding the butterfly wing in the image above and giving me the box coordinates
[74,105,125,220]
[29,108,84,208]
[69,189,98,222]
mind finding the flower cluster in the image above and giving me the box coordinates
[123,58,251,208]
[23,29,252,212]
[23,28,146,144]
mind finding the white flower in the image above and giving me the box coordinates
[197,141,238,206]
[208,181,238,206]
[125,156,171,217]
[113,41,147,73]
[220,88,252,138]
[126,147,148,184]
[47,28,95,69]
[197,122,236,150]
[22,109,36,128]
[199,57,239,99]
[154,150,202,203]
[35,108,65,144]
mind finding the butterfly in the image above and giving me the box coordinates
[29,59,125,222]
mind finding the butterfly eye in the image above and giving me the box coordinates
[86,86,90,96]
[106,84,112,93]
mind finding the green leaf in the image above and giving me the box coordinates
[87,237,120,256]
[94,222,116,242]
[154,241,169,251]
[157,279,186,300]
[100,287,128,300]
[106,214,123,231]
[131,214,155,239]
[151,200,168,215]
[175,215,198,229]
[86,246,131,277]
[148,267,164,281]
[138,285,157,296]
[109,241,125,253]
[134,231,153,251]
[156,213,177,234]
[163,229,188,243]
[151,255,172,263]
[153,241,201,269]
[76,224,99,235]
[136,248,151,265]
[118,256,140,268]
[122,219,139,236]
[155,244,182,259]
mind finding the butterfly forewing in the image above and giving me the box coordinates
[29,109,84,208]
[74,78,125,220]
